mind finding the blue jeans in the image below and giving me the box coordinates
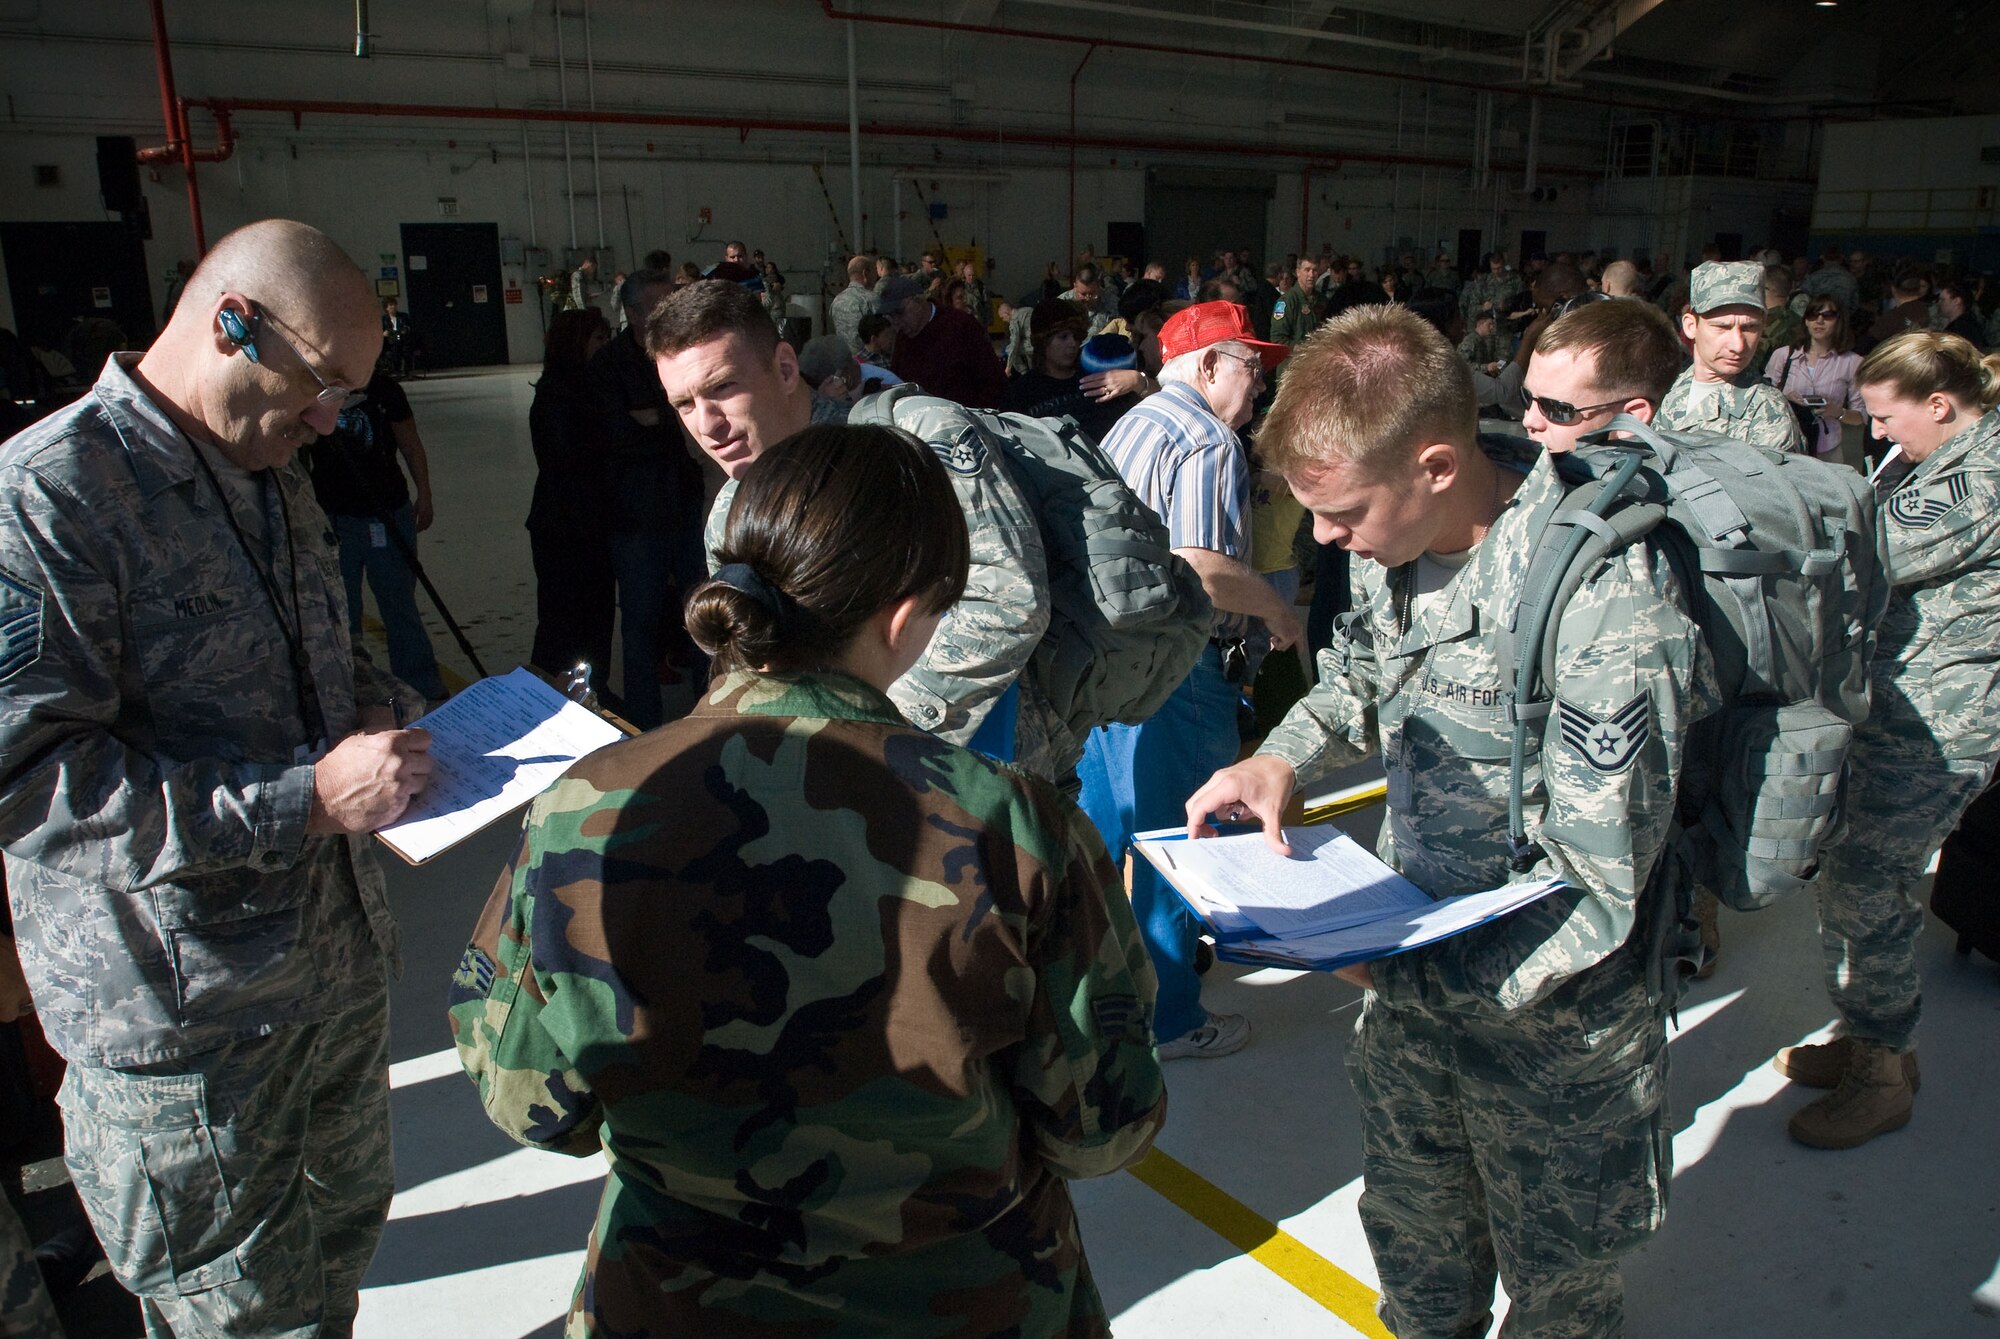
[608,528,707,731]
[331,505,447,701]
[1078,644,1241,1042]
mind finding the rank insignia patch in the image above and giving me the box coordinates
[0,566,43,683]
[1887,473,1971,530]
[935,426,988,476]
[1558,692,1651,774]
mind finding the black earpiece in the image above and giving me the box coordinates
[218,306,262,363]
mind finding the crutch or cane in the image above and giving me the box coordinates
[318,445,491,681]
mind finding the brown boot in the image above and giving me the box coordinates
[1692,889,1721,979]
[1788,1041,1916,1149]
[1776,1036,1921,1092]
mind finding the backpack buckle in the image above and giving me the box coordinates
[1506,833,1544,873]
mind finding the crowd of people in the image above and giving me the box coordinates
[1,213,1998,1339]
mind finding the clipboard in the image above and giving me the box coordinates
[373,666,632,865]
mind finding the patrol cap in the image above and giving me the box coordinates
[1158,301,1289,371]
[877,274,926,313]
[1689,260,1765,315]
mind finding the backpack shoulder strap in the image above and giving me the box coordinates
[1505,448,1664,870]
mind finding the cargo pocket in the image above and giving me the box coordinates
[1531,1062,1669,1263]
[58,1066,245,1297]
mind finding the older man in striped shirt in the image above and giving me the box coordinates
[1079,301,1302,1060]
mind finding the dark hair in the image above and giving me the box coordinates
[1536,298,1685,403]
[618,267,674,317]
[541,308,610,384]
[1796,300,1852,354]
[686,424,970,676]
[858,313,891,343]
[645,278,781,360]
[642,249,672,271]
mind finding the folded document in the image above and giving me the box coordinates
[1131,824,1564,971]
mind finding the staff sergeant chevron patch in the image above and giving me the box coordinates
[0,566,42,683]
[1558,691,1651,774]
[1887,472,1971,530]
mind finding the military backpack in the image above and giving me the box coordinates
[850,384,1212,742]
[1503,415,1887,927]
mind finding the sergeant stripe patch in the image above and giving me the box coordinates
[1887,473,1971,530]
[1557,691,1651,774]
[0,566,42,683]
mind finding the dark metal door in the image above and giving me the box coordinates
[0,221,156,374]
[400,222,508,369]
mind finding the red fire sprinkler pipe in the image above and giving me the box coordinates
[143,0,207,256]
[1068,44,1095,268]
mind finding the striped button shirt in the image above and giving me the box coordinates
[1099,380,1249,636]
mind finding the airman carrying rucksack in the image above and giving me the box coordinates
[850,385,1212,743]
[1502,416,1887,974]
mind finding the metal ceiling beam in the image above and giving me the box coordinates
[1006,0,1523,71]
[1556,0,1669,80]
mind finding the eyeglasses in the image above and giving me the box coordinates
[1518,386,1636,426]
[1805,311,1839,322]
[245,302,366,412]
[1215,349,1266,382]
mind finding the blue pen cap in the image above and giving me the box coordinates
[1079,333,1138,374]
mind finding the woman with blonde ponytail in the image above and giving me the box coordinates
[1778,328,2000,1151]
[448,422,1165,1338]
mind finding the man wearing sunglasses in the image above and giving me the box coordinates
[1657,260,1806,454]
[1518,298,1686,454]
[0,219,433,1334]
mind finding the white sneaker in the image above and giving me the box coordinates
[1156,1010,1250,1060]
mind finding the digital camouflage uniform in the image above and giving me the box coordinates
[1761,304,1804,361]
[828,281,877,357]
[1657,365,1805,453]
[0,354,405,1337]
[1258,442,1716,1339]
[1,1196,60,1339]
[1660,260,1807,455]
[1460,268,1523,322]
[1813,409,2000,1052]
[449,669,1165,1339]
[1268,284,1321,348]
[706,393,1071,782]
[1457,328,1510,371]
[1426,264,1461,293]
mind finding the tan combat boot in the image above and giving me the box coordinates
[1775,1036,1920,1092]
[1692,889,1721,979]
[1787,1041,1916,1149]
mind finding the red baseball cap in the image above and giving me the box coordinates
[1159,301,1290,371]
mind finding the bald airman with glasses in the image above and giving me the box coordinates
[0,219,431,1334]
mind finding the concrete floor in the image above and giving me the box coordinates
[344,368,1999,1337]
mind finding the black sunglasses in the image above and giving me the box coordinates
[1518,386,1637,426]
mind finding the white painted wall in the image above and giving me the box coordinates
[0,0,1815,361]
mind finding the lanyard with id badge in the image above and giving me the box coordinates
[186,441,330,760]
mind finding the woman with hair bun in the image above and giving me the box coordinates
[450,422,1165,1337]
[1779,329,2000,1150]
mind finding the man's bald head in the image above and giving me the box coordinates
[143,219,383,471]
[1600,260,1642,298]
[181,220,378,355]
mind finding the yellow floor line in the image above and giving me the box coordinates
[1126,1149,1392,1338]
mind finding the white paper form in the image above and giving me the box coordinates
[376,668,626,864]
[1221,877,1565,970]
[1133,825,1430,940]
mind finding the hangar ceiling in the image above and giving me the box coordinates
[916,0,2000,114]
